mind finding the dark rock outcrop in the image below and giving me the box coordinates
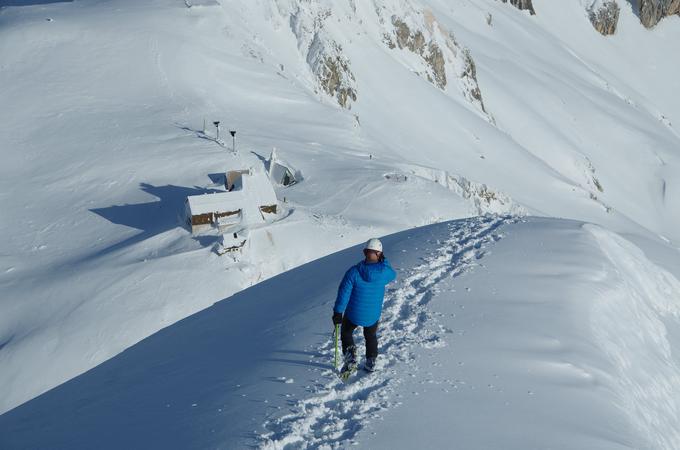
[307,33,357,109]
[424,43,446,89]
[380,8,489,119]
[391,17,447,89]
[290,7,358,109]
[588,1,621,35]
[394,18,426,53]
[639,0,680,28]
[461,50,483,107]
[500,0,536,15]
[318,54,357,108]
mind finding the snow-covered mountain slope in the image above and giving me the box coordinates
[3,217,680,449]
[1,0,679,426]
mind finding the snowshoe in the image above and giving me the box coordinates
[338,348,358,382]
[364,357,377,372]
[339,361,358,382]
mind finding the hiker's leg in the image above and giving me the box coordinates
[363,321,379,359]
[341,316,358,356]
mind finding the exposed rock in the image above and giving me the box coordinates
[393,17,426,53]
[384,11,489,118]
[382,33,396,49]
[460,49,483,106]
[639,0,680,28]
[391,17,447,90]
[588,1,620,35]
[424,43,446,89]
[499,0,536,15]
[289,7,358,109]
[320,55,357,108]
[307,33,357,108]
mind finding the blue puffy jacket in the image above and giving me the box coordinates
[334,259,397,327]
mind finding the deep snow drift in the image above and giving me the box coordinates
[3,217,680,449]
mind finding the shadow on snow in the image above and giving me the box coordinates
[89,183,222,258]
[0,218,461,449]
[0,0,71,6]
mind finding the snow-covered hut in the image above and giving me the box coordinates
[185,168,278,234]
[185,192,242,233]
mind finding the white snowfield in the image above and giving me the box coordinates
[1,0,680,447]
[2,217,680,450]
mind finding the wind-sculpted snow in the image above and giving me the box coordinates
[587,225,680,449]
[259,216,512,449]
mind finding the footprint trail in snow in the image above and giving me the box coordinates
[259,215,513,449]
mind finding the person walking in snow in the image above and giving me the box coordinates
[333,238,397,374]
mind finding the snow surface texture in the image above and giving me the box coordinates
[1,0,680,444]
[586,225,680,449]
[357,218,680,450]
[3,217,680,449]
[260,216,511,448]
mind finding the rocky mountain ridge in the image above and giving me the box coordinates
[283,0,675,113]
[500,0,678,33]
[640,0,680,27]
[277,0,489,117]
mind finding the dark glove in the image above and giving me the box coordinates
[332,312,343,325]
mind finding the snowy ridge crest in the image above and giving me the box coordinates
[259,216,513,449]
[586,225,680,449]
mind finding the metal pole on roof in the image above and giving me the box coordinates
[213,121,220,142]
[230,130,236,154]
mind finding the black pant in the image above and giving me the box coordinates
[341,317,379,359]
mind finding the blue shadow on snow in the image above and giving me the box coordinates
[89,182,222,258]
[0,0,71,6]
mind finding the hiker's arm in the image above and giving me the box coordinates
[334,267,355,314]
[382,259,397,284]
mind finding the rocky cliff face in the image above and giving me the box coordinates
[379,5,489,117]
[639,0,680,28]
[289,5,357,109]
[390,17,448,89]
[587,0,621,35]
[306,34,357,108]
[279,0,490,117]
[499,0,536,15]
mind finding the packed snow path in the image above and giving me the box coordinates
[260,215,512,449]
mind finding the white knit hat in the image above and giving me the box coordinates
[364,238,383,252]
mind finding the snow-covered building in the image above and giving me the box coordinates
[225,169,249,191]
[185,168,278,234]
[267,148,298,186]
